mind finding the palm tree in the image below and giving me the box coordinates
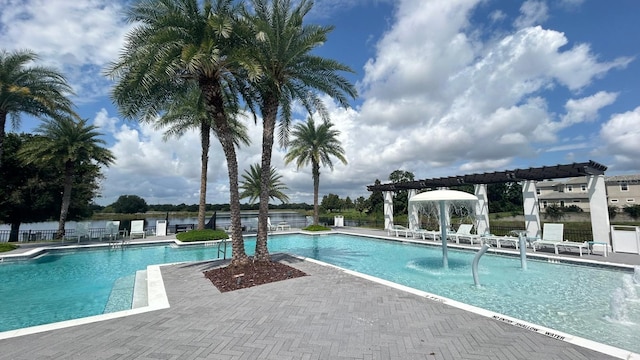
[0,49,76,168]
[106,0,259,266]
[284,117,347,225]
[245,0,357,261]
[18,118,114,239]
[239,163,289,204]
[155,86,251,230]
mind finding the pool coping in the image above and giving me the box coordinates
[1,231,639,359]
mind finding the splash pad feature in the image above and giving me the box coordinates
[409,189,478,269]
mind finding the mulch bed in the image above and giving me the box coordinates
[204,260,307,293]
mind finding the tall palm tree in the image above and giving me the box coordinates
[0,49,76,168]
[284,117,347,225]
[245,0,357,261]
[106,0,259,266]
[239,163,289,204]
[156,86,251,230]
[18,117,114,239]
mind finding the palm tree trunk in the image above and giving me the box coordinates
[200,77,248,267]
[57,161,74,239]
[312,161,320,225]
[9,221,21,242]
[0,111,7,169]
[255,96,279,263]
[197,122,211,230]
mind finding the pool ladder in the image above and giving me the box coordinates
[217,239,229,259]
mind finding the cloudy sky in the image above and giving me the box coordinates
[2,0,639,206]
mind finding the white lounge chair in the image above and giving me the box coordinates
[129,220,146,239]
[449,224,482,245]
[267,217,277,231]
[532,223,588,256]
[66,221,91,243]
[388,225,411,237]
[102,221,121,243]
[483,234,519,249]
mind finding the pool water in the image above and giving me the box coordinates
[1,234,639,354]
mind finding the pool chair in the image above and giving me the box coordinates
[267,217,277,232]
[102,221,121,243]
[448,224,481,245]
[412,228,440,241]
[66,221,91,243]
[388,225,411,237]
[532,223,588,256]
[129,220,146,239]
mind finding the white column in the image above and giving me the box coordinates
[408,189,419,230]
[522,180,541,239]
[383,191,394,230]
[474,184,490,235]
[588,175,611,245]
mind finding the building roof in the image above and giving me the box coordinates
[606,174,640,183]
[368,160,607,192]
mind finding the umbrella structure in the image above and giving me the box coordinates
[409,189,478,269]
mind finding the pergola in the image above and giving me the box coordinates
[367,160,610,243]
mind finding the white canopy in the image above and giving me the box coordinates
[409,189,477,203]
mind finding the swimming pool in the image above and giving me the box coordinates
[1,233,639,354]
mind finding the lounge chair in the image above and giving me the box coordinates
[102,221,121,243]
[412,228,435,241]
[532,223,588,256]
[388,225,411,237]
[482,234,519,249]
[65,221,91,243]
[449,224,481,245]
[277,221,291,231]
[129,220,146,239]
[267,217,277,231]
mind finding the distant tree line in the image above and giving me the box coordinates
[94,194,312,214]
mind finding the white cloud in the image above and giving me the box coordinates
[599,107,640,170]
[0,0,133,99]
[351,0,626,182]
[514,1,549,29]
[561,91,617,127]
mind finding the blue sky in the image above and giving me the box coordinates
[2,0,640,206]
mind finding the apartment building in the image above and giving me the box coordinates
[536,175,640,212]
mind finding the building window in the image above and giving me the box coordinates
[627,199,636,203]
[566,185,573,192]
[573,200,581,203]
[560,201,565,207]
[542,201,548,208]
[581,185,586,191]
[611,199,619,203]
[536,189,540,195]
[621,183,629,191]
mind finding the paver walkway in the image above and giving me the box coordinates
[0,252,618,360]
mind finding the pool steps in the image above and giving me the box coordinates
[132,270,148,308]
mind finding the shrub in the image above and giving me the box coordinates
[623,204,640,220]
[303,224,331,232]
[608,206,618,220]
[176,229,228,242]
[0,243,18,252]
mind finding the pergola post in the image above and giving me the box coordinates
[588,174,611,245]
[383,191,394,230]
[474,184,490,235]
[522,180,541,239]
[408,189,419,230]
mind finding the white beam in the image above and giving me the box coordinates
[474,184,490,235]
[383,191,394,230]
[408,189,419,230]
[522,180,541,239]
[588,175,611,244]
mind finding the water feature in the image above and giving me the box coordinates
[634,265,640,284]
[607,288,629,323]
